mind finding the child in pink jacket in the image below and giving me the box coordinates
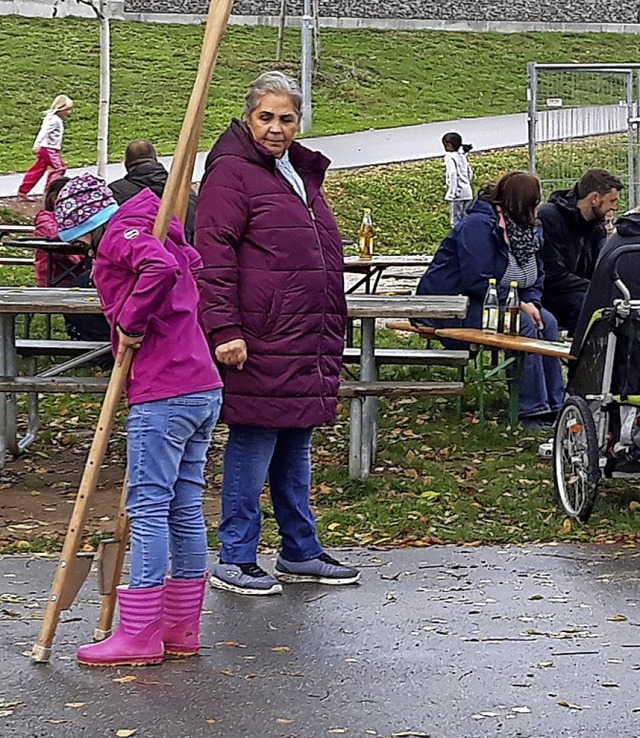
[33,177,84,287]
[55,173,223,668]
[18,94,73,201]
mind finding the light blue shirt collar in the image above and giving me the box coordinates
[275,150,307,204]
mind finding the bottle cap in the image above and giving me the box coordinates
[489,278,496,284]
[510,281,518,287]
[364,208,371,214]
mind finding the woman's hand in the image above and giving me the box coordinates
[521,301,544,331]
[115,326,144,367]
[215,339,248,370]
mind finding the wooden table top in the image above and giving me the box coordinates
[344,254,433,269]
[0,287,102,314]
[1,239,83,254]
[347,295,468,320]
[434,327,574,359]
[0,224,35,235]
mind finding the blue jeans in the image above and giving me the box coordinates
[126,389,222,588]
[219,426,323,564]
[518,308,565,417]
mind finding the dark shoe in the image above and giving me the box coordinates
[521,411,558,431]
[209,562,282,596]
[275,552,360,585]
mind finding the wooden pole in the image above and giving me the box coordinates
[32,0,235,663]
[31,350,132,663]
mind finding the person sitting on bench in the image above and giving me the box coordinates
[416,171,564,428]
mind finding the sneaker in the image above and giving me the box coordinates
[209,562,283,596]
[275,552,361,585]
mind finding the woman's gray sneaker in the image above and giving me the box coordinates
[209,563,283,596]
[275,553,360,585]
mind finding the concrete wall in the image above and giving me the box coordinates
[124,0,640,26]
[3,0,640,33]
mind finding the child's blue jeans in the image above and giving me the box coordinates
[219,426,324,564]
[126,389,222,589]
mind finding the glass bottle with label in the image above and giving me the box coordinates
[503,281,521,335]
[357,208,374,261]
[482,278,499,333]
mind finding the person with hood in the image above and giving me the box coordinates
[54,173,223,667]
[538,168,623,335]
[109,140,198,244]
[416,171,564,428]
[194,71,360,596]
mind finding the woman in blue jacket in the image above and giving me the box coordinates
[417,171,564,426]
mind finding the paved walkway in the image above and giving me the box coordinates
[1,544,639,737]
[0,112,528,198]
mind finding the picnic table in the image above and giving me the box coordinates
[346,295,468,478]
[0,287,108,467]
[344,254,432,294]
[0,288,469,477]
[0,224,35,238]
[1,238,89,287]
[433,327,574,427]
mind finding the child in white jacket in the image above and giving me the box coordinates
[18,95,73,201]
[442,131,473,227]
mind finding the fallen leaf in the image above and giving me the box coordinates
[512,706,532,714]
[115,730,137,737]
[557,700,585,710]
[112,675,137,684]
[205,719,217,724]
[271,646,291,653]
[43,719,71,724]
[216,640,246,648]
[327,522,341,531]
[629,500,640,512]
[607,615,628,622]
[64,702,87,708]
[275,718,294,724]
[328,730,347,735]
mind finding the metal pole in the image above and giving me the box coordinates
[275,0,286,62]
[527,62,538,176]
[96,0,111,179]
[627,71,636,210]
[300,0,313,134]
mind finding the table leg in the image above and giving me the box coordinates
[348,397,362,478]
[360,317,377,479]
[0,315,18,467]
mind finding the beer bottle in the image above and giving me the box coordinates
[357,208,374,260]
[482,278,499,333]
[503,281,520,335]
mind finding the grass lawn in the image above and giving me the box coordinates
[1,147,639,554]
[2,17,640,172]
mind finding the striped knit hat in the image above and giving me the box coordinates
[55,173,118,242]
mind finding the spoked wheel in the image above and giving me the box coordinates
[553,396,600,522]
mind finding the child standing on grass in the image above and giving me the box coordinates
[18,94,73,201]
[54,173,223,668]
[442,131,473,227]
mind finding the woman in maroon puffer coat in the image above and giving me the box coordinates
[195,71,360,596]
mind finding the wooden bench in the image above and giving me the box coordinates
[16,339,109,357]
[339,380,465,478]
[0,257,35,267]
[343,346,469,367]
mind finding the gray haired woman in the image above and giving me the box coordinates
[194,71,359,595]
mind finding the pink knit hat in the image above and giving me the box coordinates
[55,173,118,241]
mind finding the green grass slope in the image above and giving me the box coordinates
[2,17,640,172]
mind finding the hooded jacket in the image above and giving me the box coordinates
[194,120,347,429]
[109,162,197,244]
[417,198,545,317]
[93,189,222,406]
[538,186,606,296]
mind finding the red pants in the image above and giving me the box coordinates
[18,148,67,196]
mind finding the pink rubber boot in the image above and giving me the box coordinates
[163,575,207,657]
[77,584,164,667]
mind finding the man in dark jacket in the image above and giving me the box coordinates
[538,168,623,335]
[109,140,197,243]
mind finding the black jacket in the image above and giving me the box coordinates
[538,186,606,296]
[571,213,640,354]
[109,162,197,244]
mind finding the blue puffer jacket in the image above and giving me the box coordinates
[417,199,545,316]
